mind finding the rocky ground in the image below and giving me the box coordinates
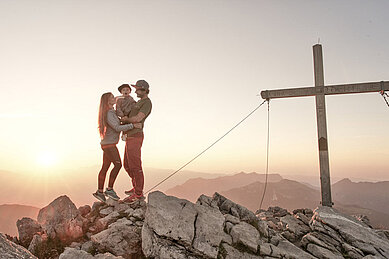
[1,191,389,259]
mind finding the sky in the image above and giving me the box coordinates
[0,1,388,207]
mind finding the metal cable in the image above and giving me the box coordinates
[259,100,270,210]
[144,99,268,195]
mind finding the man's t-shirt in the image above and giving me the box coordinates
[125,97,152,137]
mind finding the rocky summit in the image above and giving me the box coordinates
[1,192,389,259]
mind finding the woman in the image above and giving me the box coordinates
[93,92,140,202]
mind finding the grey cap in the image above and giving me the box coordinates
[131,80,149,90]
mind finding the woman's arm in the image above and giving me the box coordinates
[107,111,134,132]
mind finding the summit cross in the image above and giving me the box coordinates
[261,44,389,207]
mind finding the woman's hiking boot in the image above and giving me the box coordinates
[104,188,120,201]
[93,190,106,202]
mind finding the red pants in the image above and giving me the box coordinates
[124,132,144,195]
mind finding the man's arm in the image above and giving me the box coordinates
[122,112,146,123]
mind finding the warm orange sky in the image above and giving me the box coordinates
[1,1,388,206]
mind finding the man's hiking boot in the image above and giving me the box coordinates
[104,188,120,201]
[123,193,145,204]
[93,190,106,202]
[124,188,135,196]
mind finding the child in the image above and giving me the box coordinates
[116,84,136,140]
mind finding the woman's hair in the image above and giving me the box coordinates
[98,92,113,139]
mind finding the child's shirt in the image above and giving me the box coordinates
[116,96,136,117]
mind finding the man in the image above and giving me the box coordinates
[121,79,152,203]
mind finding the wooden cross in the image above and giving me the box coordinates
[261,44,389,207]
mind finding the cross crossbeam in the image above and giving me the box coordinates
[260,44,388,207]
[261,81,389,99]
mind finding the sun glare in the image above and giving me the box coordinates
[37,151,58,167]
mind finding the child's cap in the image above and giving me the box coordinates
[118,84,131,93]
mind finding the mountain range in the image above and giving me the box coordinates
[0,204,39,236]
[166,172,389,229]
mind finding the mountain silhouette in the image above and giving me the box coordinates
[332,178,389,214]
[166,172,283,202]
[0,204,40,236]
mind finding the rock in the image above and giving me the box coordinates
[78,205,91,217]
[294,212,310,225]
[376,230,389,241]
[196,194,218,209]
[221,243,262,259]
[131,208,145,220]
[225,222,233,233]
[256,219,269,238]
[95,212,121,231]
[0,233,37,259]
[105,199,119,207]
[91,218,142,258]
[92,202,105,212]
[37,195,84,243]
[259,242,283,258]
[306,243,343,259]
[230,221,260,252]
[143,191,196,248]
[113,203,132,213]
[301,232,341,255]
[192,203,225,258]
[124,208,134,215]
[213,193,258,226]
[279,214,310,237]
[277,239,316,259]
[28,234,44,254]
[16,218,42,248]
[99,207,114,217]
[69,242,81,249]
[59,247,124,259]
[352,214,372,228]
[224,214,240,224]
[268,206,289,217]
[143,191,225,258]
[341,243,364,259]
[312,206,389,257]
[80,240,94,253]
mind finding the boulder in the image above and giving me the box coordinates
[143,191,196,248]
[27,234,47,254]
[279,214,310,237]
[213,193,257,224]
[78,205,91,217]
[59,247,124,259]
[143,192,225,258]
[95,212,120,232]
[37,195,84,243]
[16,218,42,248]
[91,218,142,258]
[312,206,389,257]
[306,243,343,259]
[221,243,261,259]
[230,222,260,253]
[192,202,225,258]
[0,233,37,259]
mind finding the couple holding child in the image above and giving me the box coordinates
[94,80,152,204]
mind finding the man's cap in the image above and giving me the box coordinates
[131,80,149,90]
[118,84,131,93]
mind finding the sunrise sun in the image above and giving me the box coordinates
[37,151,58,167]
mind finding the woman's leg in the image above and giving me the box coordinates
[98,151,111,191]
[104,146,122,189]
